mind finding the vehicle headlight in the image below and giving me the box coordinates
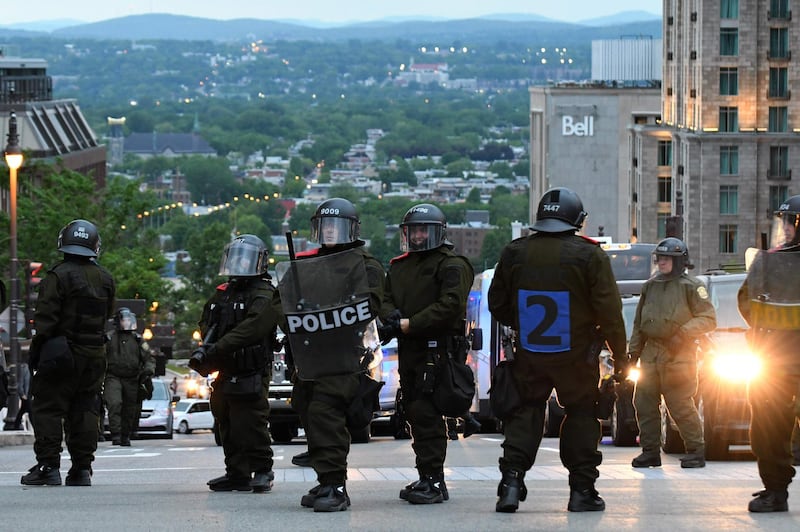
[711,351,762,383]
[627,367,641,382]
[152,406,171,417]
[186,380,198,392]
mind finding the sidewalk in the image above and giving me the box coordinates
[0,407,34,447]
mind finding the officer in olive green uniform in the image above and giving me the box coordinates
[629,238,716,469]
[22,220,116,487]
[381,203,474,505]
[104,307,154,446]
[488,188,628,513]
[738,195,800,512]
[286,198,385,512]
[190,234,280,493]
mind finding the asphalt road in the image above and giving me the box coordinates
[1,431,798,531]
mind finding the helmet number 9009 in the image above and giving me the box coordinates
[517,290,570,353]
[319,208,340,215]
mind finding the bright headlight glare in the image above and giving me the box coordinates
[627,367,641,382]
[711,351,762,382]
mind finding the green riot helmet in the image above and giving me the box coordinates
[653,237,690,279]
[772,194,800,248]
[532,187,587,233]
[310,197,360,246]
[57,219,101,257]
[114,307,138,332]
[218,234,269,277]
[400,203,447,252]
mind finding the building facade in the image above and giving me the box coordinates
[529,84,661,242]
[631,0,800,271]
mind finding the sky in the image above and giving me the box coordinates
[3,0,662,25]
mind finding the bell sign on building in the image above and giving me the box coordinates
[562,115,595,136]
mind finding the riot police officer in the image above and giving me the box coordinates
[738,195,800,512]
[282,197,385,512]
[104,308,154,446]
[629,238,715,469]
[488,188,627,512]
[381,203,474,505]
[191,234,280,493]
[22,220,116,487]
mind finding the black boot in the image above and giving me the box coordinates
[463,414,482,438]
[207,474,252,492]
[406,473,447,504]
[748,489,788,512]
[250,470,274,493]
[568,487,605,512]
[65,467,92,487]
[680,451,705,468]
[292,451,311,467]
[111,433,121,446]
[631,451,661,468]
[120,434,131,447]
[496,470,527,513]
[312,484,349,512]
[21,464,62,486]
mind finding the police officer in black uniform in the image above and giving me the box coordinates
[488,188,628,513]
[22,220,116,487]
[287,198,385,512]
[381,203,474,505]
[191,234,280,493]
[104,308,154,446]
[738,194,800,512]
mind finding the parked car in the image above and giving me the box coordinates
[137,378,175,439]
[544,294,640,447]
[173,398,214,434]
[662,272,757,460]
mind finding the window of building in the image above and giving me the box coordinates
[719,225,738,253]
[721,0,739,18]
[657,141,672,166]
[720,185,739,214]
[720,145,739,175]
[769,185,789,212]
[719,107,739,132]
[769,67,789,98]
[769,146,790,178]
[770,0,790,19]
[770,28,789,59]
[769,107,788,132]
[720,28,739,56]
[719,67,738,95]
[658,177,672,203]
[657,213,669,239]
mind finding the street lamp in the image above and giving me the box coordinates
[3,111,23,430]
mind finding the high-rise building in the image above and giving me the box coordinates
[632,0,799,271]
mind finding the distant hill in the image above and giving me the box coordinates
[579,10,661,26]
[43,13,661,43]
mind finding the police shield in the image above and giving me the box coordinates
[746,249,800,330]
[278,249,375,380]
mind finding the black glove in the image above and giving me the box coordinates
[378,310,403,345]
[189,344,214,376]
[612,353,631,383]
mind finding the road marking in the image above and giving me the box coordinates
[167,447,207,451]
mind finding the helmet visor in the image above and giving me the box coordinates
[400,223,445,252]
[219,240,268,276]
[117,309,138,331]
[770,212,800,248]
[311,217,357,245]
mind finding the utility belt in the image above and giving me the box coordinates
[417,335,468,395]
[217,344,271,398]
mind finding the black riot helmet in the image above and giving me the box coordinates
[114,307,138,332]
[532,187,587,233]
[653,237,691,279]
[772,194,800,248]
[218,234,269,277]
[310,198,360,246]
[400,203,447,252]
[57,219,101,257]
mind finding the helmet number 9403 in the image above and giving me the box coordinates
[319,208,340,215]
[517,290,571,353]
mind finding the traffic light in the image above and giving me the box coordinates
[25,261,43,333]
